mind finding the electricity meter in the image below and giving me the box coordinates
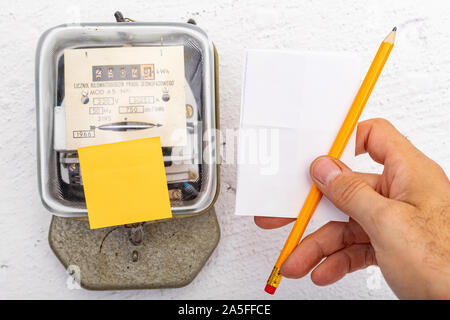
[36,17,220,219]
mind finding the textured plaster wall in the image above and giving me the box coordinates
[1,0,449,299]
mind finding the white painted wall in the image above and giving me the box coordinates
[1,0,449,299]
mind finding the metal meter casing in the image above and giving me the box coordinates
[36,22,219,219]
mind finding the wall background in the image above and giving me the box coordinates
[1,0,449,299]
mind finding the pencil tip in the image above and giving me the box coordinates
[392,26,397,32]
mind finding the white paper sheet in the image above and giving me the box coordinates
[235,49,362,234]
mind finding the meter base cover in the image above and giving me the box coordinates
[49,207,220,290]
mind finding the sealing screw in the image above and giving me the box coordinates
[131,250,139,262]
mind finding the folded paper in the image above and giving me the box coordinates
[235,49,361,234]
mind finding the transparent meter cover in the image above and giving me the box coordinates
[36,23,218,218]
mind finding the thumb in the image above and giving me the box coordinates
[310,156,390,231]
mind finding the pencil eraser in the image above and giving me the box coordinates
[264,284,276,295]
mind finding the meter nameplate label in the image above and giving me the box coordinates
[64,46,186,150]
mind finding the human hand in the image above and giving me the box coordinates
[255,118,450,299]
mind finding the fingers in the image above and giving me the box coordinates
[310,156,395,233]
[254,216,295,229]
[310,244,377,286]
[254,173,380,230]
[353,172,380,190]
[356,118,448,206]
[355,118,418,164]
[280,219,369,278]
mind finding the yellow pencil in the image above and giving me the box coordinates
[265,27,397,294]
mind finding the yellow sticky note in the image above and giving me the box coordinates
[78,137,172,229]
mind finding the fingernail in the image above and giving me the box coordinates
[311,157,342,186]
